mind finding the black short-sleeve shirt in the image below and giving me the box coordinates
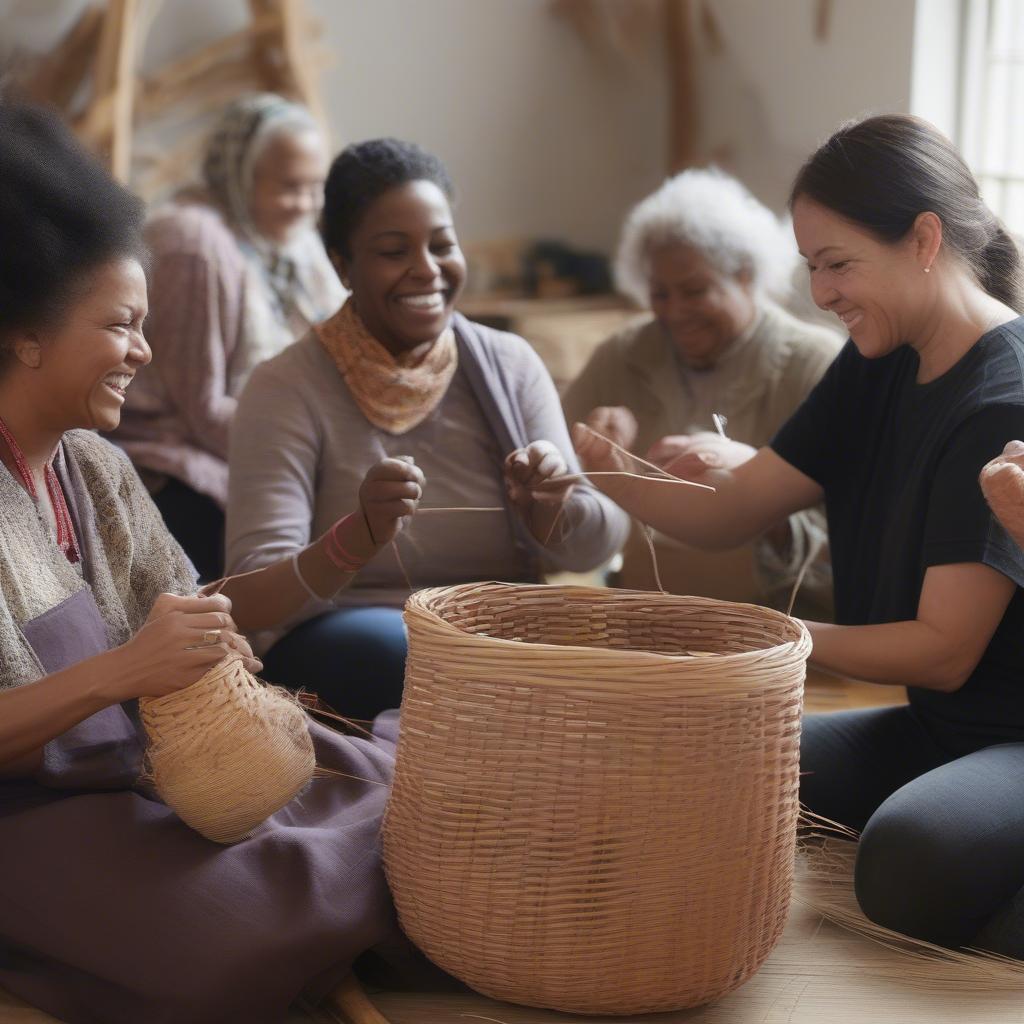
[772,318,1024,752]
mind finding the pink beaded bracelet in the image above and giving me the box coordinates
[324,512,368,573]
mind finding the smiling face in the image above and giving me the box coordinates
[21,257,151,433]
[333,180,466,357]
[792,196,928,358]
[647,244,757,370]
[248,128,328,245]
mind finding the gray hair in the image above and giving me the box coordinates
[614,167,796,306]
[202,93,319,234]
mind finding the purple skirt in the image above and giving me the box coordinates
[0,702,404,1024]
[0,452,406,1022]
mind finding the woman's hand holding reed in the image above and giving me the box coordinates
[109,592,260,700]
[504,441,575,545]
[357,456,425,547]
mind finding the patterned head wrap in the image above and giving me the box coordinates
[202,93,318,236]
[201,93,324,323]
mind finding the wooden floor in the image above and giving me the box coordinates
[360,665,1015,1024]
[9,675,1013,1024]
[803,666,906,714]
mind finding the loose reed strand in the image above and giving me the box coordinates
[641,523,666,594]
[312,765,388,786]
[416,506,505,513]
[542,499,566,547]
[391,538,414,591]
[786,530,826,617]
[537,470,715,491]
[795,809,1024,987]
[297,692,375,737]
[574,421,682,480]
[796,836,1024,988]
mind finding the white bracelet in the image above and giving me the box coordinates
[291,552,324,603]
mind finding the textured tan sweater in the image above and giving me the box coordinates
[562,303,842,611]
[0,430,196,689]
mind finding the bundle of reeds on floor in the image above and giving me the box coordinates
[383,582,811,1014]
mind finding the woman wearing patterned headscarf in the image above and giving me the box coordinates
[113,94,344,580]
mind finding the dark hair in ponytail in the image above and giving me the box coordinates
[977,225,1023,311]
[790,114,1023,312]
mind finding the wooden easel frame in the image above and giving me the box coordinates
[17,0,328,192]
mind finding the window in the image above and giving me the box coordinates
[959,0,1024,232]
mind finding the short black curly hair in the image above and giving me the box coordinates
[0,102,145,343]
[321,137,454,260]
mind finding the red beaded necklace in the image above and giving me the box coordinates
[0,416,80,564]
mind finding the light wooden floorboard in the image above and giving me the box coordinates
[367,900,1024,1024]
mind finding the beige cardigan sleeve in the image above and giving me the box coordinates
[143,207,248,459]
[561,333,635,427]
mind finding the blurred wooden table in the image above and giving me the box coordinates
[457,294,641,392]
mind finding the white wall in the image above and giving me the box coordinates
[2,0,926,251]
[133,0,669,253]
[311,0,668,252]
[689,0,919,211]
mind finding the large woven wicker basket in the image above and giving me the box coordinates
[383,583,811,1015]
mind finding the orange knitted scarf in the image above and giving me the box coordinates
[315,300,457,435]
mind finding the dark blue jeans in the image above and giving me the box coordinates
[801,706,1024,957]
[260,607,407,722]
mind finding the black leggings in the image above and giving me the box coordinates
[801,706,1024,956]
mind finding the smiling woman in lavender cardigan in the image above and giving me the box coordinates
[226,138,629,719]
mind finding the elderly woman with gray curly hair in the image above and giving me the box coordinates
[562,168,840,614]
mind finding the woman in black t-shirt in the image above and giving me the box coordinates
[573,114,1024,957]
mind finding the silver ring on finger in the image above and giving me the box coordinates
[201,628,222,646]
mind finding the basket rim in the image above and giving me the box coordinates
[404,581,812,666]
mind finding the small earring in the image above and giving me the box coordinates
[923,266,932,274]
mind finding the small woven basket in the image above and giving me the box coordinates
[140,654,315,844]
[383,582,811,1015]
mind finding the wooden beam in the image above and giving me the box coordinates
[24,0,330,189]
[815,0,832,41]
[139,54,260,118]
[109,0,139,180]
[141,13,276,100]
[665,0,698,173]
[20,4,104,112]
[276,0,329,131]
[78,0,139,180]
